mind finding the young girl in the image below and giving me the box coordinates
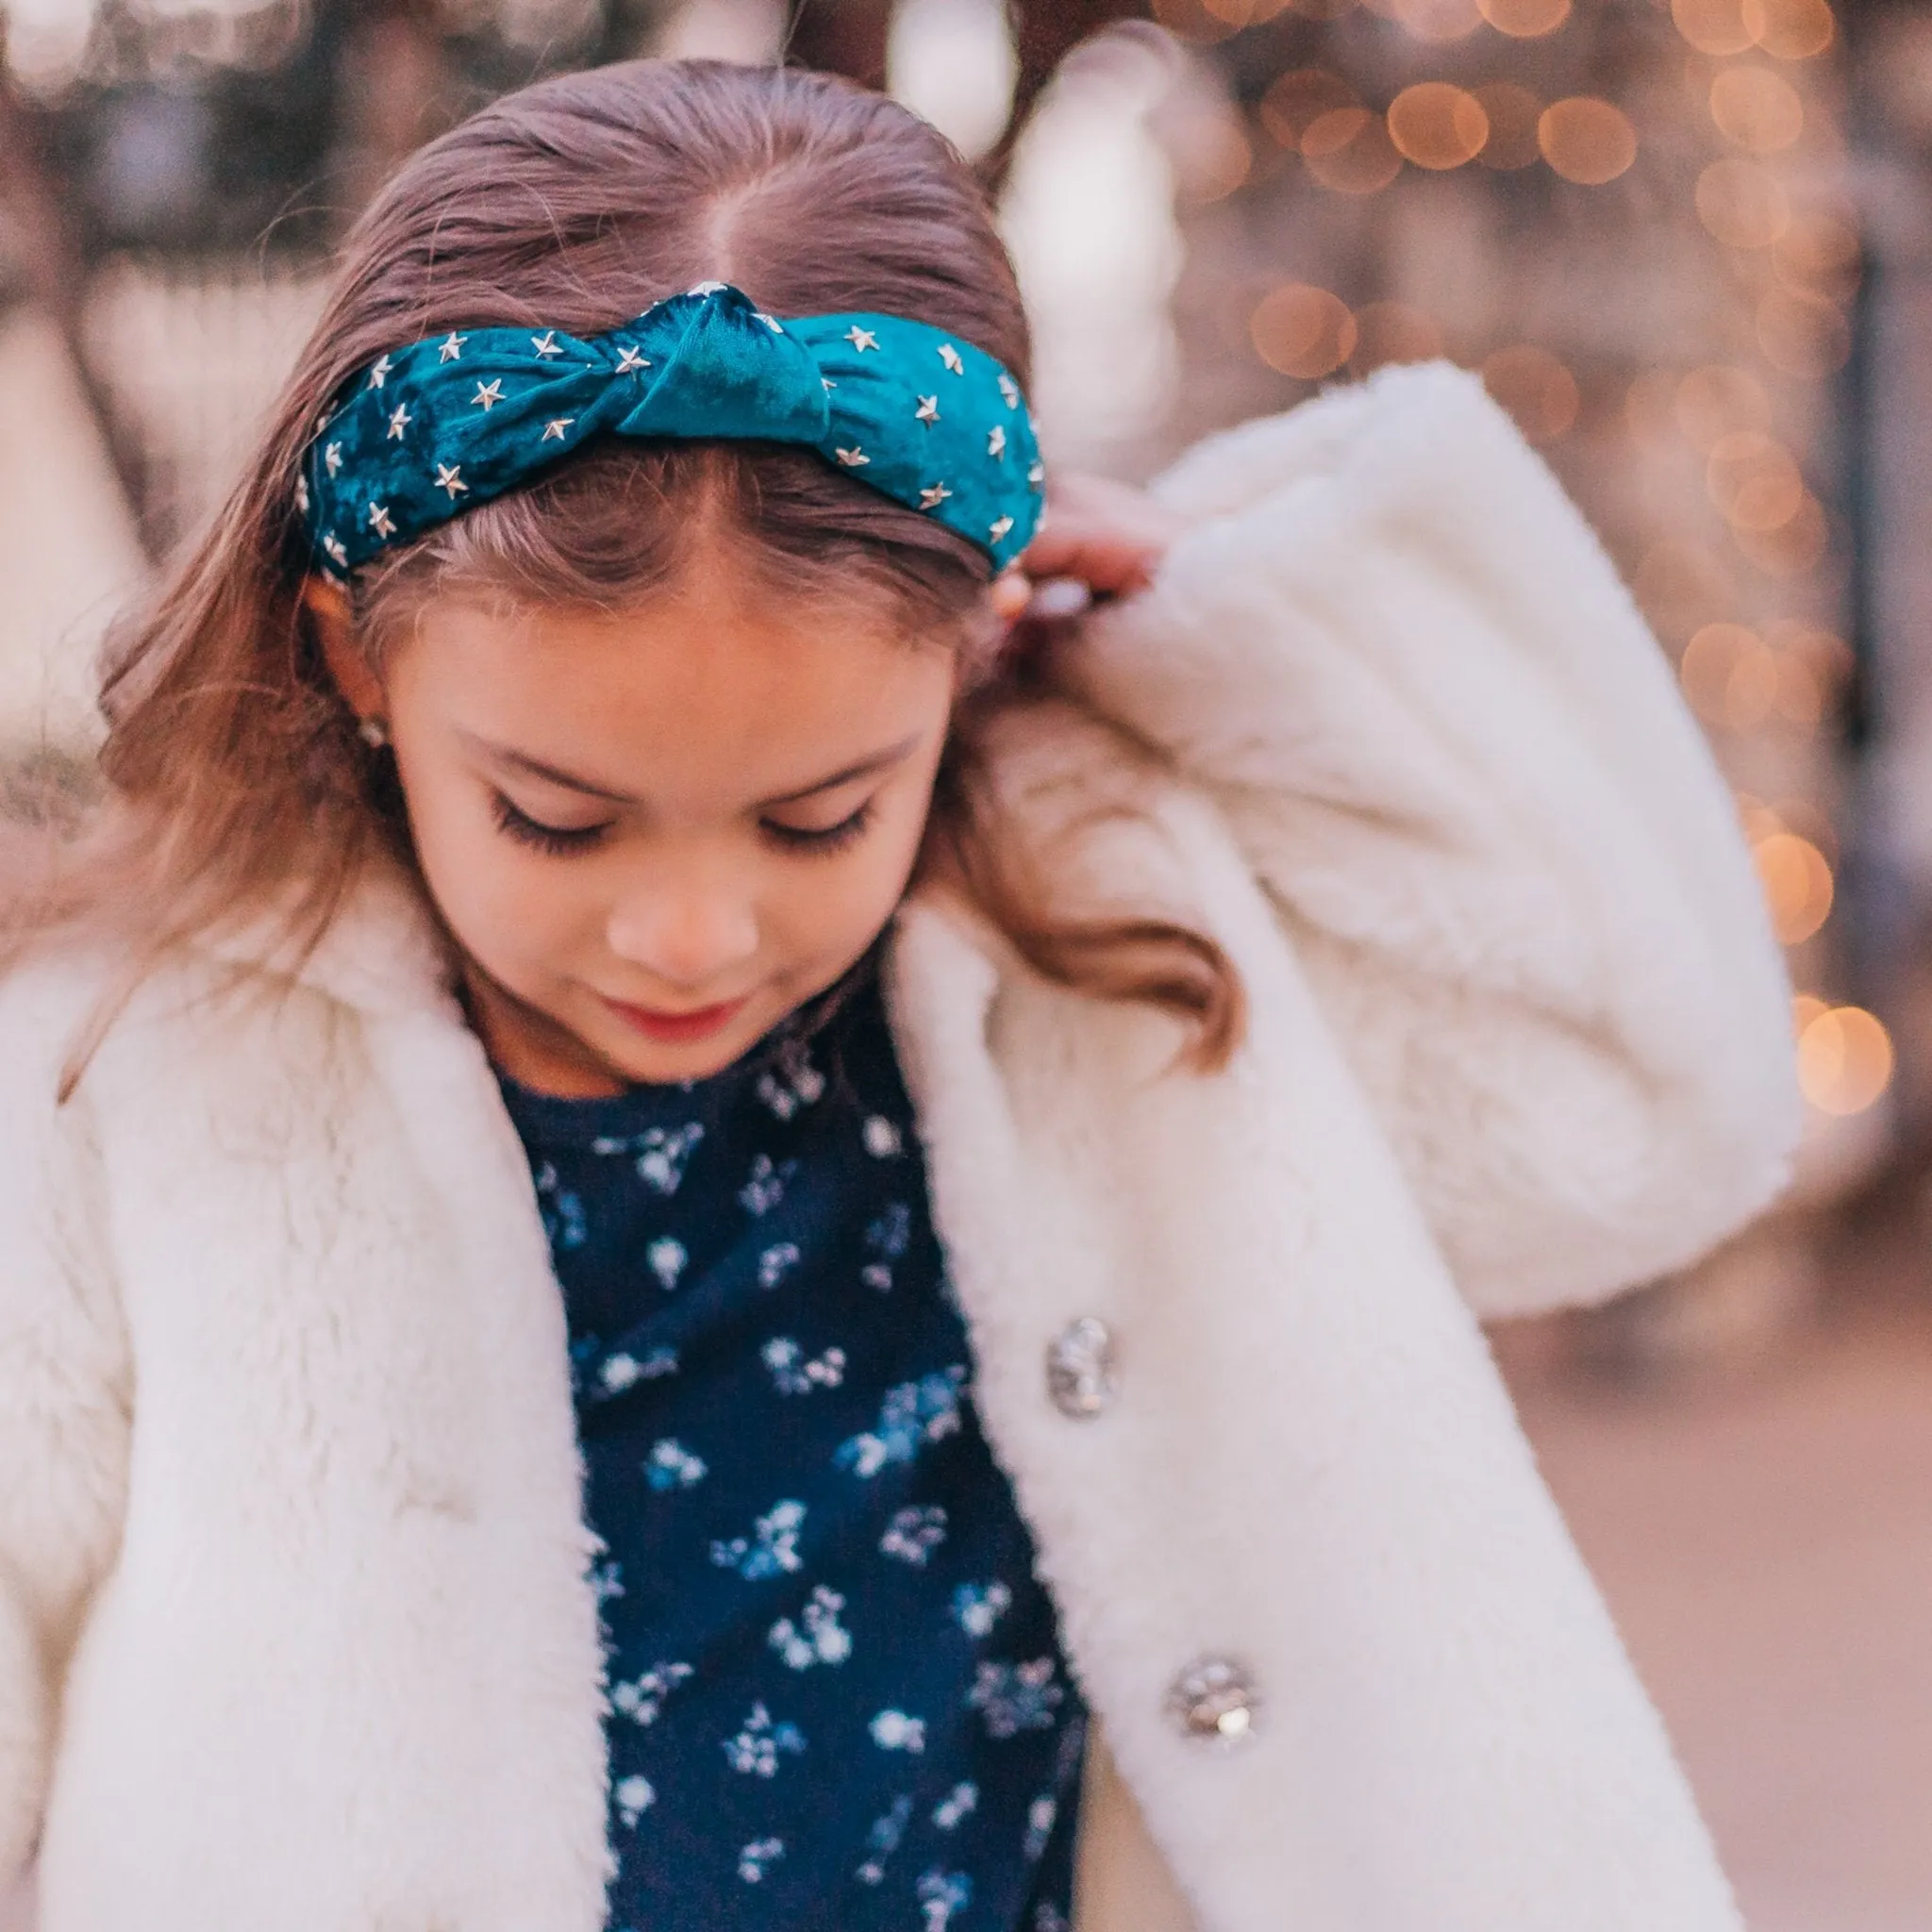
[0,57,1797,1932]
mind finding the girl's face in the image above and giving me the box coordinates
[317,535,958,1095]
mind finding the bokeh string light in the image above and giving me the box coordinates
[1387,82,1490,168]
[1166,0,1883,1122]
[1476,0,1571,38]
[1539,96,1639,182]
[1250,281,1357,376]
[1797,1003,1895,1115]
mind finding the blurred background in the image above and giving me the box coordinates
[0,0,1924,1922]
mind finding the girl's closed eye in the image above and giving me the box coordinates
[760,799,875,855]
[491,791,613,857]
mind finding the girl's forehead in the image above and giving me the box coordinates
[401,575,954,804]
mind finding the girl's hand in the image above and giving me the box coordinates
[990,473,1190,635]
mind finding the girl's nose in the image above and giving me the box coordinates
[606,880,759,992]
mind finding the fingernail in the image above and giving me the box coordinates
[1027,577,1092,622]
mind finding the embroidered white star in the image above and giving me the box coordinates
[987,425,1007,458]
[324,441,342,475]
[531,331,563,358]
[919,483,952,509]
[1028,461,1045,486]
[435,462,467,499]
[367,355,392,390]
[938,342,964,374]
[689,280,727,295]
[386,403,411,441]
[998,374,1020,408]
[989,515,1014,542]
[615,345,651,374]
[368,503,395,539]
[322,533,348,568]
[846,325,880,353]
[439,332,468,362]
[472,379,505,411]
[294,474,308,512]
[834,446,870,467]
[753,311,784,333]
[541,418,575,441]
[915,395,940,424]
[822,377,837,391]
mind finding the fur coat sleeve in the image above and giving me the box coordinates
[0,958,130,1894]
[1056,361,1799,1319]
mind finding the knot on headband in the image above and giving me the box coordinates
[299,282,1045,576]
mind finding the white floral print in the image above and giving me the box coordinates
[768,1584,854,1670]
[709,1498,807,1579]
[835,1368,967,1477]
[501,973,1082,1927]
[933,1782,978,1831]
[644,1439,708,1491]
[969,1659,1065,1740]
[880,1504,948,1566]
[610,1660,692,1727]
[869,1709,927,1753]
[762,1337,847,1394]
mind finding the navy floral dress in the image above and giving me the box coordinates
[497,965,1086,1931]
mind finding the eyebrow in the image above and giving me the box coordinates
[471,732,924,809]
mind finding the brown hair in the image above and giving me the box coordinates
[18,58,1242,1085]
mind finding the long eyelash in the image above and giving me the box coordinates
[761,801,876,857]
[491,792,612,857]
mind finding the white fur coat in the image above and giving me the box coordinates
[0,365,1797,1931]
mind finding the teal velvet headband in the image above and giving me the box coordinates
[298,281,1045,577]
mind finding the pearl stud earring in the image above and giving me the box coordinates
[358,717,390,749]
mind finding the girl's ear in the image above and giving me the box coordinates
[302,576,385,724]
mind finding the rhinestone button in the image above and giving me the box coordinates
[1166,1657,1259,1746]
[1045,1316,1118,1418]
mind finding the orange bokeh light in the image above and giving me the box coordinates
[1754,830,1834,943]
[1259,68,1358,148]
[1742,0,1835,60]
[1481,344,1580,441]
[1773,211,1862,301]
[1681,622,1779,728]
[1734,493,1829,575]
[1707,431,1805,532]
[1302,107,1405,193]
[1539,97,1638,184]
[1250,283,1358,378]
[1673,0,1755,55]
[1476,0,1571,34]
[1798,1007,1893,1115]
[1388,82,1490,169]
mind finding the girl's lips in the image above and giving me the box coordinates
[601,994,750,1043]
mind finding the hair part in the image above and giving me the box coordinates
[8,58,1243,1088]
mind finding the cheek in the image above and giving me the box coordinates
[394,757,591,974]
[760,778,940,968]
[782,836,917,950]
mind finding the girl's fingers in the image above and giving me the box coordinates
[1016,473,1190,600]
[990,570,1033,622]
[1023,577,1093,622]
[990,474,1190,644]
[1018,524,1163,598]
